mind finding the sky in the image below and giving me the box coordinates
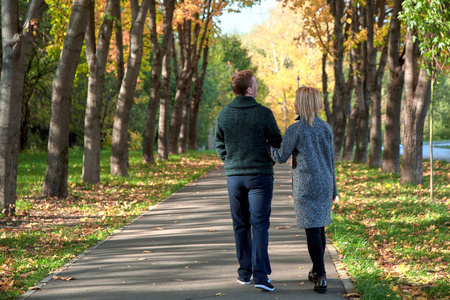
[217,0,277,34]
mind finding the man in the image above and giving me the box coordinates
[214,70,282,292]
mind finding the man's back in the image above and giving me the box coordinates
[214,96,282,176]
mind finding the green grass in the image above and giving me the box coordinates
[0,150,219,299]
[329,161,450,299]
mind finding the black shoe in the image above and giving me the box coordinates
[314,277,327,294]
[308,270,318,283]
[237,277,251,285]
[255,281,274,292]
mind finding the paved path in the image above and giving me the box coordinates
[21,164,351,300]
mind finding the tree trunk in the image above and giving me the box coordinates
[82,0,118,184]
[369,45,388,168]
[188,44,208,151]
[354,2,372,164]
[188,68,200,151]
[142,0,175,164]
[20,94,31,152]
[343,39,361,162]
[321,53,331,125]
[0,0,46,214]
[382,0,404,173]
[100,2,124,132]
[41,0,89,198]
[169,20,192,155]
[400,29,431,185]
[110,0,150,176]
[368,0,388,168]
[157,36,172,160]
[115,4,125,90]
[169,1,212,154]
[178,85,191,154]
[342,100,358,161]
[328,0,346,161]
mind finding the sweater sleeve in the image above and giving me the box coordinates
[214,114,226,161]
[270,124,297,164]
[266,109,282,148]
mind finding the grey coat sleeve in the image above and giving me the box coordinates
[270,125,297,164]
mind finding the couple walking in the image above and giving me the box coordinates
[214,70,338,293]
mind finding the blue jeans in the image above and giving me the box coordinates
[227,175,273,284]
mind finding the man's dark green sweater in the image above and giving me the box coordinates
[214,96,282,176]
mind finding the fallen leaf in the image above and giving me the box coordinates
[139,258,147,261]
[28,286,41,291]
[53,275,75,281]
[142,250,151,253]
[343,292,360,298]
[276,226,286,230]
[216,293,226,296]
[0,279,14,292]
[209,229,217,232]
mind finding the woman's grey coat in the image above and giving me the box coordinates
[270,115,337,229]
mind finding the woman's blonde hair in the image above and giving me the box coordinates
[295,86,323,126]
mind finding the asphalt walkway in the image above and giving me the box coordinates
[21,164,352,300]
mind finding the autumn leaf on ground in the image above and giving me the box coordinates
[343,292,360,298]
[209,229,217,232]
[28,286,42,291]
[0,279,14,292]
[53,275,76,281]
[276,226,286,230]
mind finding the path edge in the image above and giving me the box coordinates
[18,166,220,300]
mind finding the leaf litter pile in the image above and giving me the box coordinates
[330,160,449,299]
[0,151,220,299]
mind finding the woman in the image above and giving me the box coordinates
[270,86,337,293]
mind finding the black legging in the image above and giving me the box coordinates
[305,227,326,277]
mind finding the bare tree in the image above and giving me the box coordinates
[0,0,47,214]
[110,0,150,176]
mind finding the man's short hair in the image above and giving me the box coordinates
[231,70,254,96]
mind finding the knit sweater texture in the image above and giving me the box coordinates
[214,96,282,176]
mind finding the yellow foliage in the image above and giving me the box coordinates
[244,3,331,132]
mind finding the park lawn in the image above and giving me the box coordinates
[0,150,220,299]
[329,160,449,299]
